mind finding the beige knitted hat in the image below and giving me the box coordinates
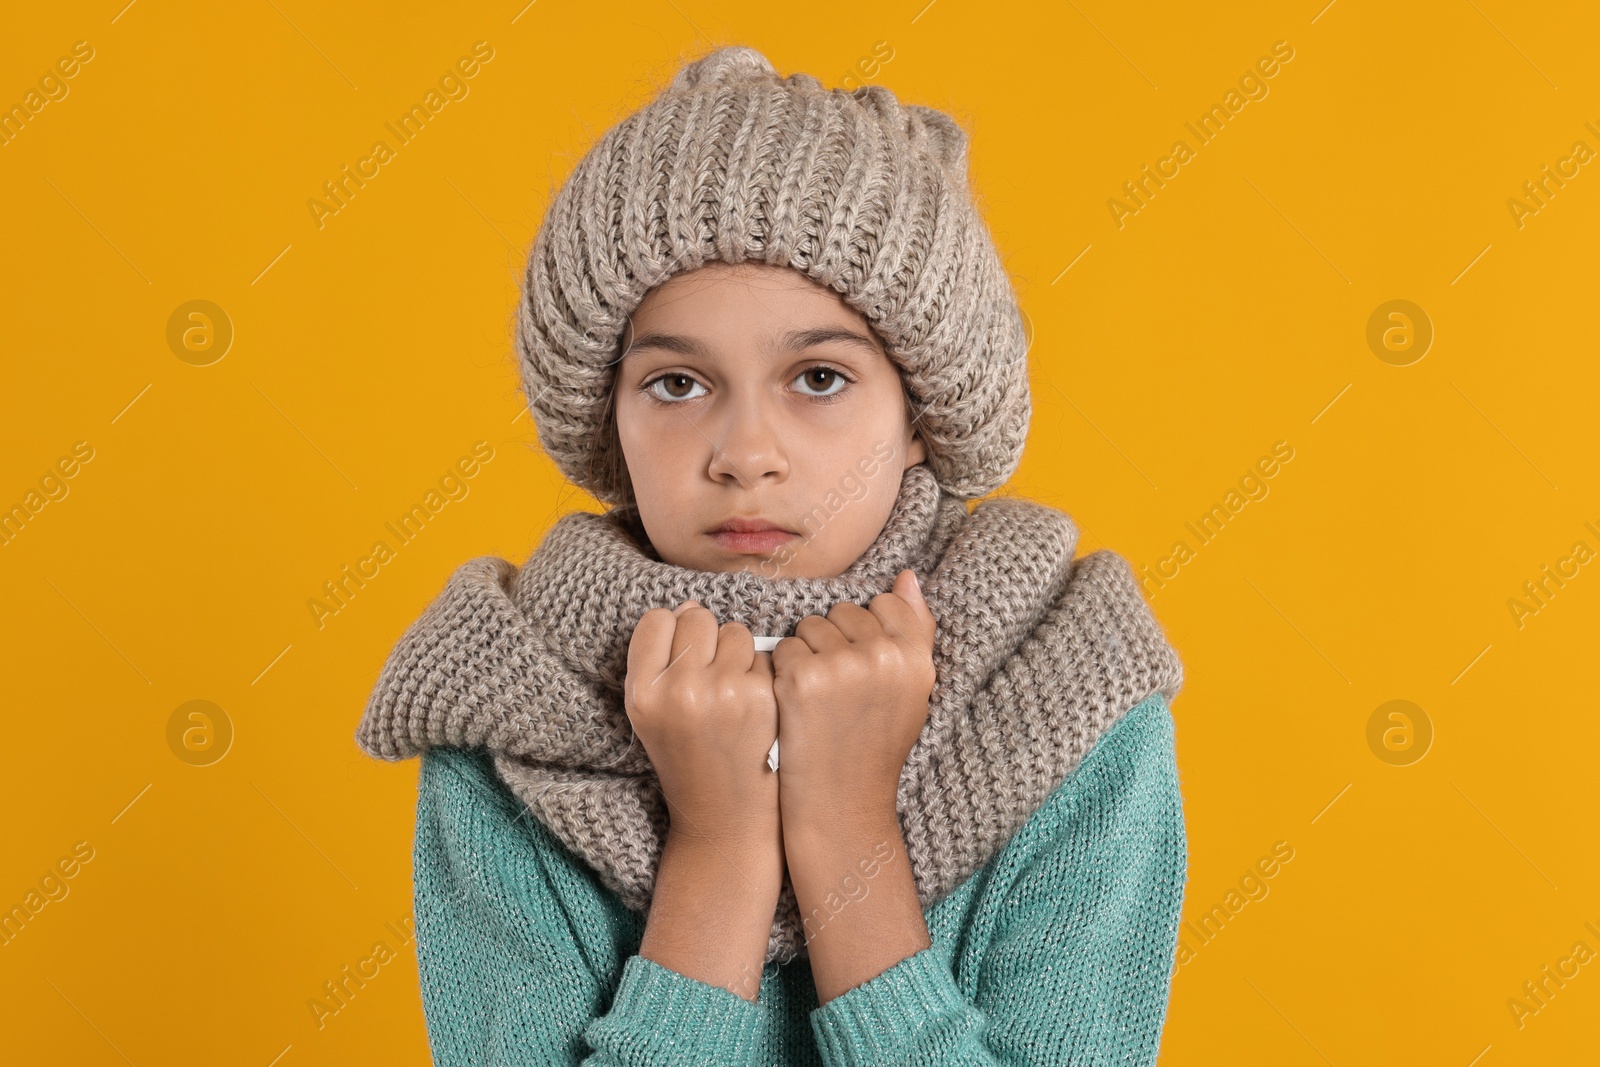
[516,44,1031,506]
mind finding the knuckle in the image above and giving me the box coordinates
[790,659,825,690]
[676,673,708,704]
[624,687,659,720]
[713,677,743,709]
[868,642,900,670]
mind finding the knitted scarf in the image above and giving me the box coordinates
[356,463,1183,966]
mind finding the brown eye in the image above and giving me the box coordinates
[794,366,851,400]
[644,373,707,404]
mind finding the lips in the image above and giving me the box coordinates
[706,515,800,554]
[707,517,796,534]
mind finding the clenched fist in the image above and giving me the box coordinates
[769,568,938,834]
[624,599,783,869]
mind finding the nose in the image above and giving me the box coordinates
[704,395,788,488]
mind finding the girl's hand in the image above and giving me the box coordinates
[624,600,783,877]
[770,569,938,835]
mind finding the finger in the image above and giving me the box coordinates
[899,568,931,618]
[791,613,849,655]
[626,607,680,681]
[668,603,719,673]
[750,649,774,682]
[770,632,812,672]
[896,568,935,633]
[874,569,936,649]
[822,600,880,644]
[712,620,755,670]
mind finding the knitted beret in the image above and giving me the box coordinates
[515,45,1031,505]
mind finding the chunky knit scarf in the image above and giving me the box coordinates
[356,463,1183,966]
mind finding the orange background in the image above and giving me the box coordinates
[3,1,1597,1063]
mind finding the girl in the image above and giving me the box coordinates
[358,45,1185,1065]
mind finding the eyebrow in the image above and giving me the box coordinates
[621,326,882,361]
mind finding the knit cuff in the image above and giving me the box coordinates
[809,945,980,1067]
[582,953,766,1065]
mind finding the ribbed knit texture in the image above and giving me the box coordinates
[357,463,1184,965]
[516,44,1032,505]
[412,690,1186,1065]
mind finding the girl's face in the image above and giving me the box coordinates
[613,261,927,578]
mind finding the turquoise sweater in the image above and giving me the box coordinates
[410,692,1186,1065]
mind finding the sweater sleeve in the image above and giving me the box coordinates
[412,747,768,1066]
[807,694,1187,1066]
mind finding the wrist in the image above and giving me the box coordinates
[644,830,783,1001]
[664,824,784,900]
[781,794,897,849]
[781,807,902,875]
[667,816,778,860]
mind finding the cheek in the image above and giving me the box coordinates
[615,398,701,489]
[614,391,677,450]
[813,477,899,572]
[613,399,660,488]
